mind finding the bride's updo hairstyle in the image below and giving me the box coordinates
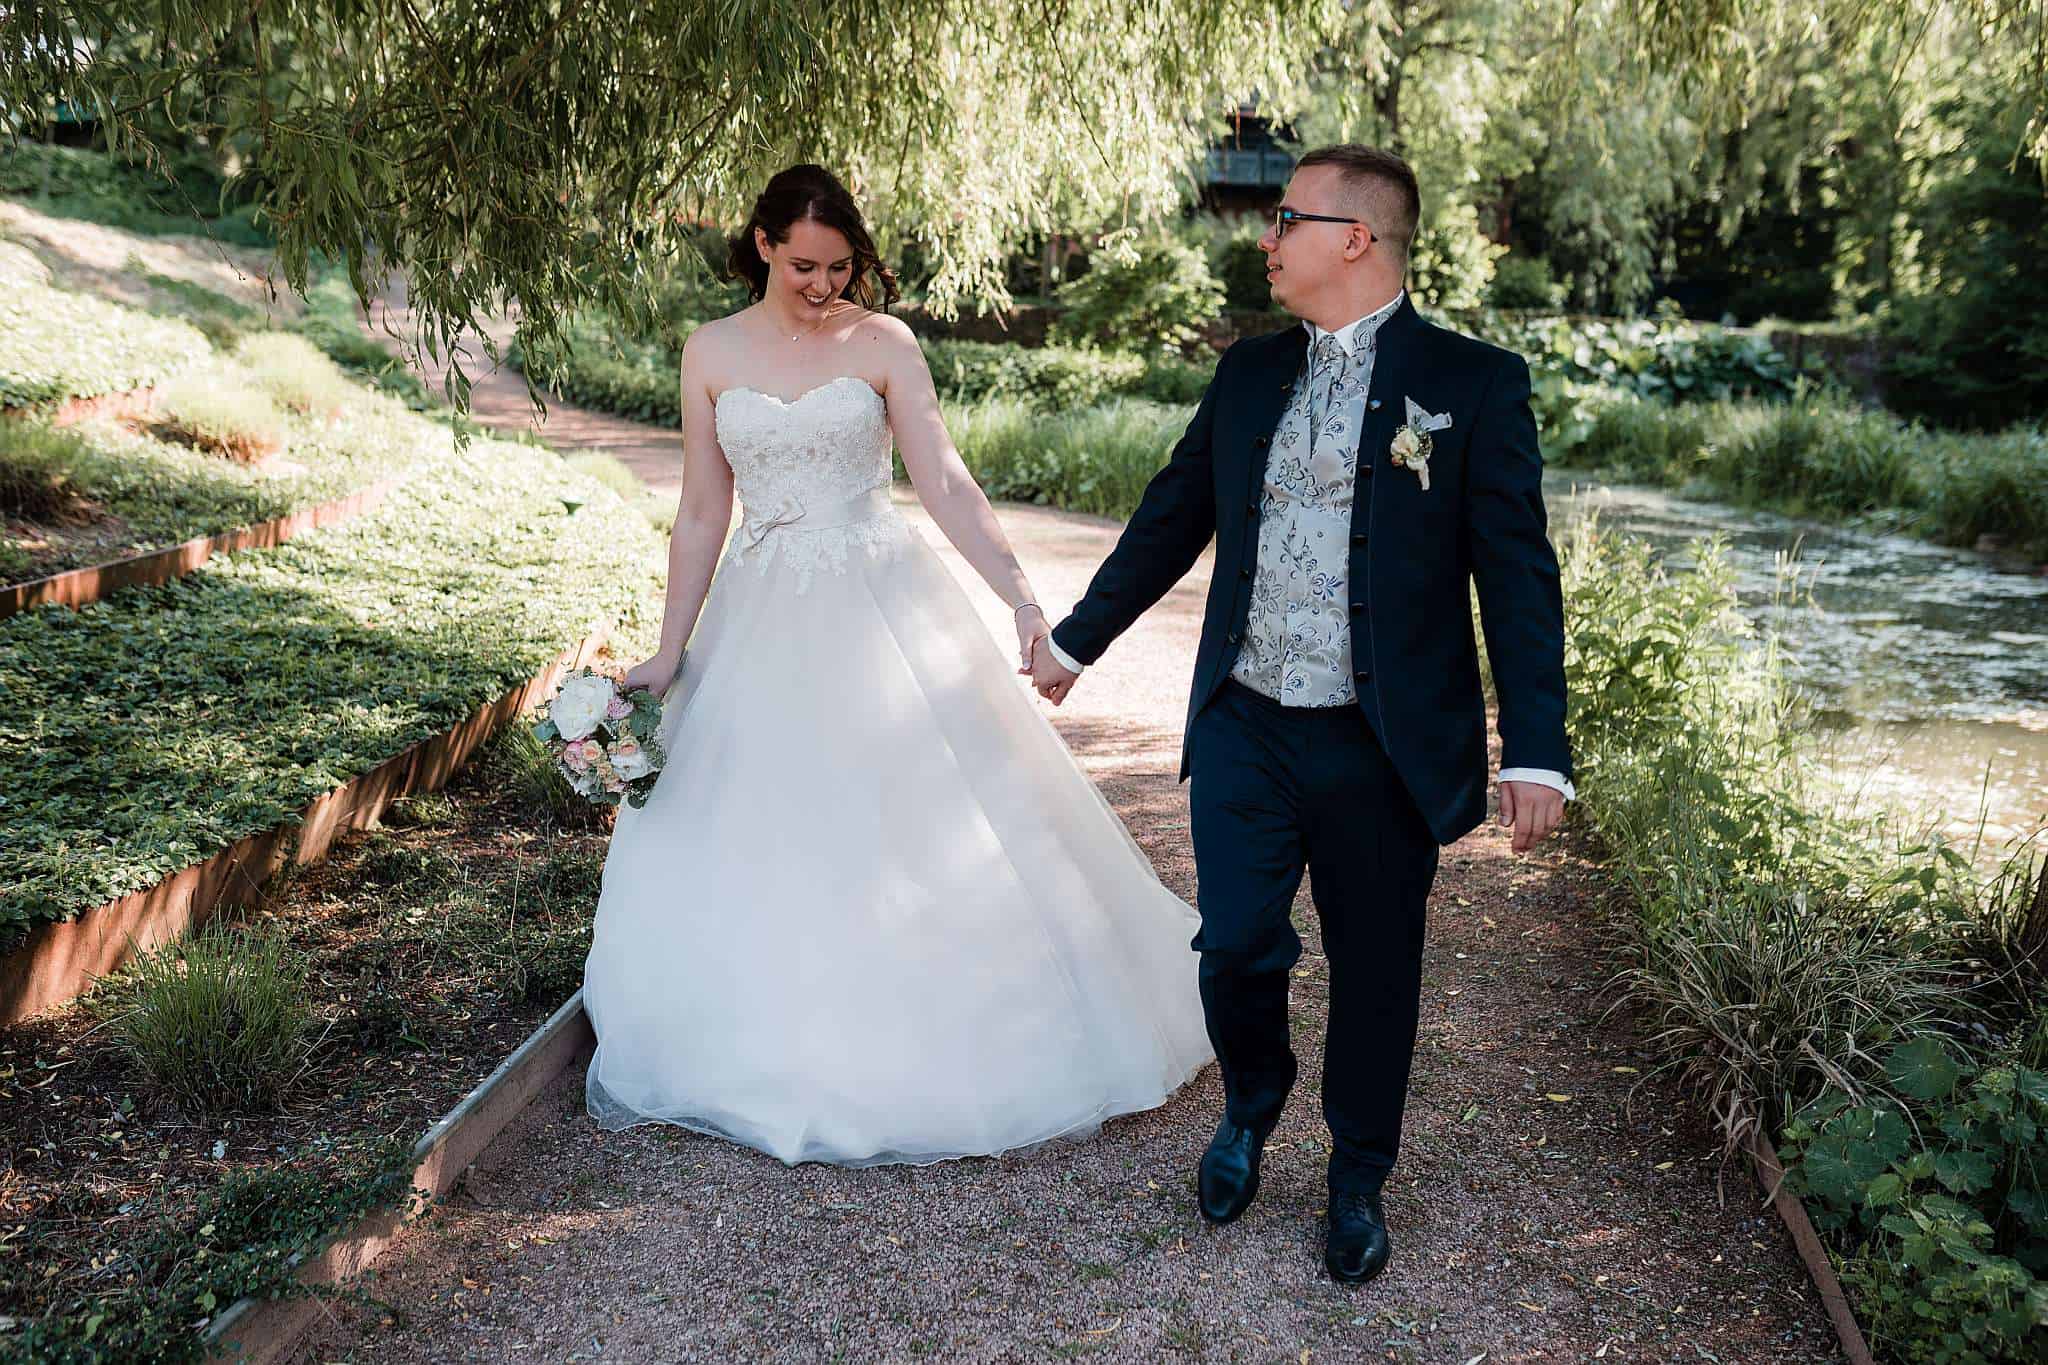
[727,164,901,311]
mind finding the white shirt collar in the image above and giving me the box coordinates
[1306,290,1406,357]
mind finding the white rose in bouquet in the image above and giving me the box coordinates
[550,672,615,740]
[611,737,656,782]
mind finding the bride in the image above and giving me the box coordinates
[580,164,1214,1166]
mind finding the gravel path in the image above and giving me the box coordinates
[295,386,1843,1359]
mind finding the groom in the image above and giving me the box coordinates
[1029,145,1572,1284]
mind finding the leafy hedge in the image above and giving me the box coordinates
[1548,390,2048,560]
[0,400,664,940]
[0,243,211,406]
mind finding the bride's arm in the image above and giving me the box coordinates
[620,330,736,693]
[876,316,1048,666]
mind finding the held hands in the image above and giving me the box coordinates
[1497,779,1564,854]
[1015,604,1079,705]
[1014,603,1051,674]
[1026,634,1081,706]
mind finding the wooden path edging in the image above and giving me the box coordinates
[1750,1133,1877,1365]
[0,476,404,620]
[202,991,597,1364]
[0,629,608,1024]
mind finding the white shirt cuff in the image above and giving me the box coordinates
[1499,767,1574,801]
[1044,636,1086,674]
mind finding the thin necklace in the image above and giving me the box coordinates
[780,302,833,343]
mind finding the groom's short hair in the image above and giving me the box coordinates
[1295,145,1421,267]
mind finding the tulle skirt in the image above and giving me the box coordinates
[581,505,1213,1166]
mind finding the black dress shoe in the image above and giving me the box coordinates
[1325,1188,1390,1284]
[1198,1116,1275,1224]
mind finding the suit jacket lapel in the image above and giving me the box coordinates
[1355,295,1423,530]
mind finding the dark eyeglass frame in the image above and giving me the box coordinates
[1272,207,1376,242]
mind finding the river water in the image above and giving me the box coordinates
[1547,474,2048,851]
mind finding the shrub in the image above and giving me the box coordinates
[1488,253,1565,311]
[1051,235,1224,352]
[142,268,266,350]
[108,922,313,1115]
[294,270,436,410]
[0,142,272,246]
[152,371,289,462]
[1405,201,1503,311]
[1781,1036,2048,1365]
[233,332,359,418]
[563,450,672,532]
[483,717,609,834]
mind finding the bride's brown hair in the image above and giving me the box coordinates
[727,164,901,311]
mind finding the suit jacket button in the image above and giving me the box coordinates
[1238,567,1251,580]
[1350,532,1366,544]
[1227,631,1242,645]
[1359,463,1374,478]
[1348,602,1364,615]
[1246,500,1258,514]
[1253,435,1270,449]
[1354,668,1371,681]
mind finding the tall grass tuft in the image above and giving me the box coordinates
[108,921,313,1114]
[484,718,608,832]
[1561,392,2048,558]
[234,332,359,418]
[152,370,288,463]
[0,417,101,524]
[947,397,1191,520]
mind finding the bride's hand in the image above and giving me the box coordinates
[620,651,680,695]
[1014,605,1050,673]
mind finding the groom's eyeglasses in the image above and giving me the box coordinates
[1272,208,1375,242]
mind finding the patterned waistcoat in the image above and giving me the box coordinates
[1229,294,1401,707]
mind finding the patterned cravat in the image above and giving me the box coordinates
[1308,333,1344,438]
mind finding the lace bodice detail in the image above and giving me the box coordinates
[716,376,893,510]
[713,376,908,592]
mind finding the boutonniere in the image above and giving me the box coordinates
[1390,397,1453,490]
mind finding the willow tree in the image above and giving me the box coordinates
[0,0,1344,397]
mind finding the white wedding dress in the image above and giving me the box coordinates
[581,375,1213,1166]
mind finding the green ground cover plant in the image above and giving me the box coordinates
[0,242,210,407]
[0,410,664,941]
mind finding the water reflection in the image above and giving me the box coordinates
[1548,474,2048,845]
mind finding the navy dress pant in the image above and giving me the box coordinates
[1187,679,1441,1195]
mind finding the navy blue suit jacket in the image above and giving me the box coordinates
[1049,296,1571,845]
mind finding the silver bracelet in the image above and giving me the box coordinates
[1013,601,1043,616]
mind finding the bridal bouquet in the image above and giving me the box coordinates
[533,669,667,808]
